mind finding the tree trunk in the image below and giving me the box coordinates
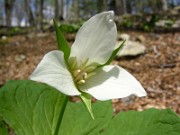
[36,0,44,31]
[15,1,24,27]
[55,0,64,21]
[4,0,14,27]
[24,0,35,27]
[59,0,64,20]
[64,0,70,19]
[162,0,168,11]
[73,0,79,19]
[97,0,107,13]
[126,0,132,14]
[54,0,58,20]
[115,0,126,15]
[123,0,127,14]
[135,0,146,13]
[40,0,44,23]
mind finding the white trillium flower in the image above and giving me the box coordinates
[30,11,147,101]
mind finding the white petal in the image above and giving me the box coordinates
[70,11,117,65]
[30,50,80,96]
[80,65,147,100]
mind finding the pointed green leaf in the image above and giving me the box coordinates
[0,80,68,135]
[102,40,126,66]
[53,20,70,62]
[80,93,94,119]
[101,108,180,135]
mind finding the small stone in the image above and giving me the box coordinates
[150,33,160,39]
[172,23,179,28]
[155,20,174,28]
[121,95,136,104]
[144,104,166,109]
[136,35,146,43]
[172,20,180,28]
[118,33,130,41]
[15,54,26,62]
[1,36,7,40]
[135,62,140,66]
[26,33,34,39]
[176,35,180,41]
[36,33,49,38]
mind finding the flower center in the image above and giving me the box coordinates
[68,57,97,85]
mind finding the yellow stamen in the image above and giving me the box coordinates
[84,65,97,73]
[83,72,88,79]
[74,70,85,81]
[86,72,96,79]
[77,80,86,84]
[73,69,81,77]
[80,58,89,69]
[70,57,78,70]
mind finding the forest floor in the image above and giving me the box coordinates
[0,30,180,115]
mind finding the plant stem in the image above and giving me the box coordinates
[54,95,69,135]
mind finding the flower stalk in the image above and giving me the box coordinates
[54,96,69,135]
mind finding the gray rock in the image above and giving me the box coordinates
[155,20,174,28]
[26,33,34,39]
[117,40,146,57]
[121,95,136,104]
[26,33,49,39]
[172,20,180,28]
[118,33,130,41]
[15,54,26,62]
[170,6,180,15]
[176,35,180,41]
[36,33,49,38]
[136,35,146,43]
[1,36,7,40]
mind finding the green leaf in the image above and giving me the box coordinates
[53,20,70,62]
[100,108,180,135]
[1,80,180,135]
[59,23,81,33]
[80,93,94,119]
[102,40,126,66]
[0,118,9,135]
[0,80,68,135]
[59,100,113,135]
[0,80,113,135]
